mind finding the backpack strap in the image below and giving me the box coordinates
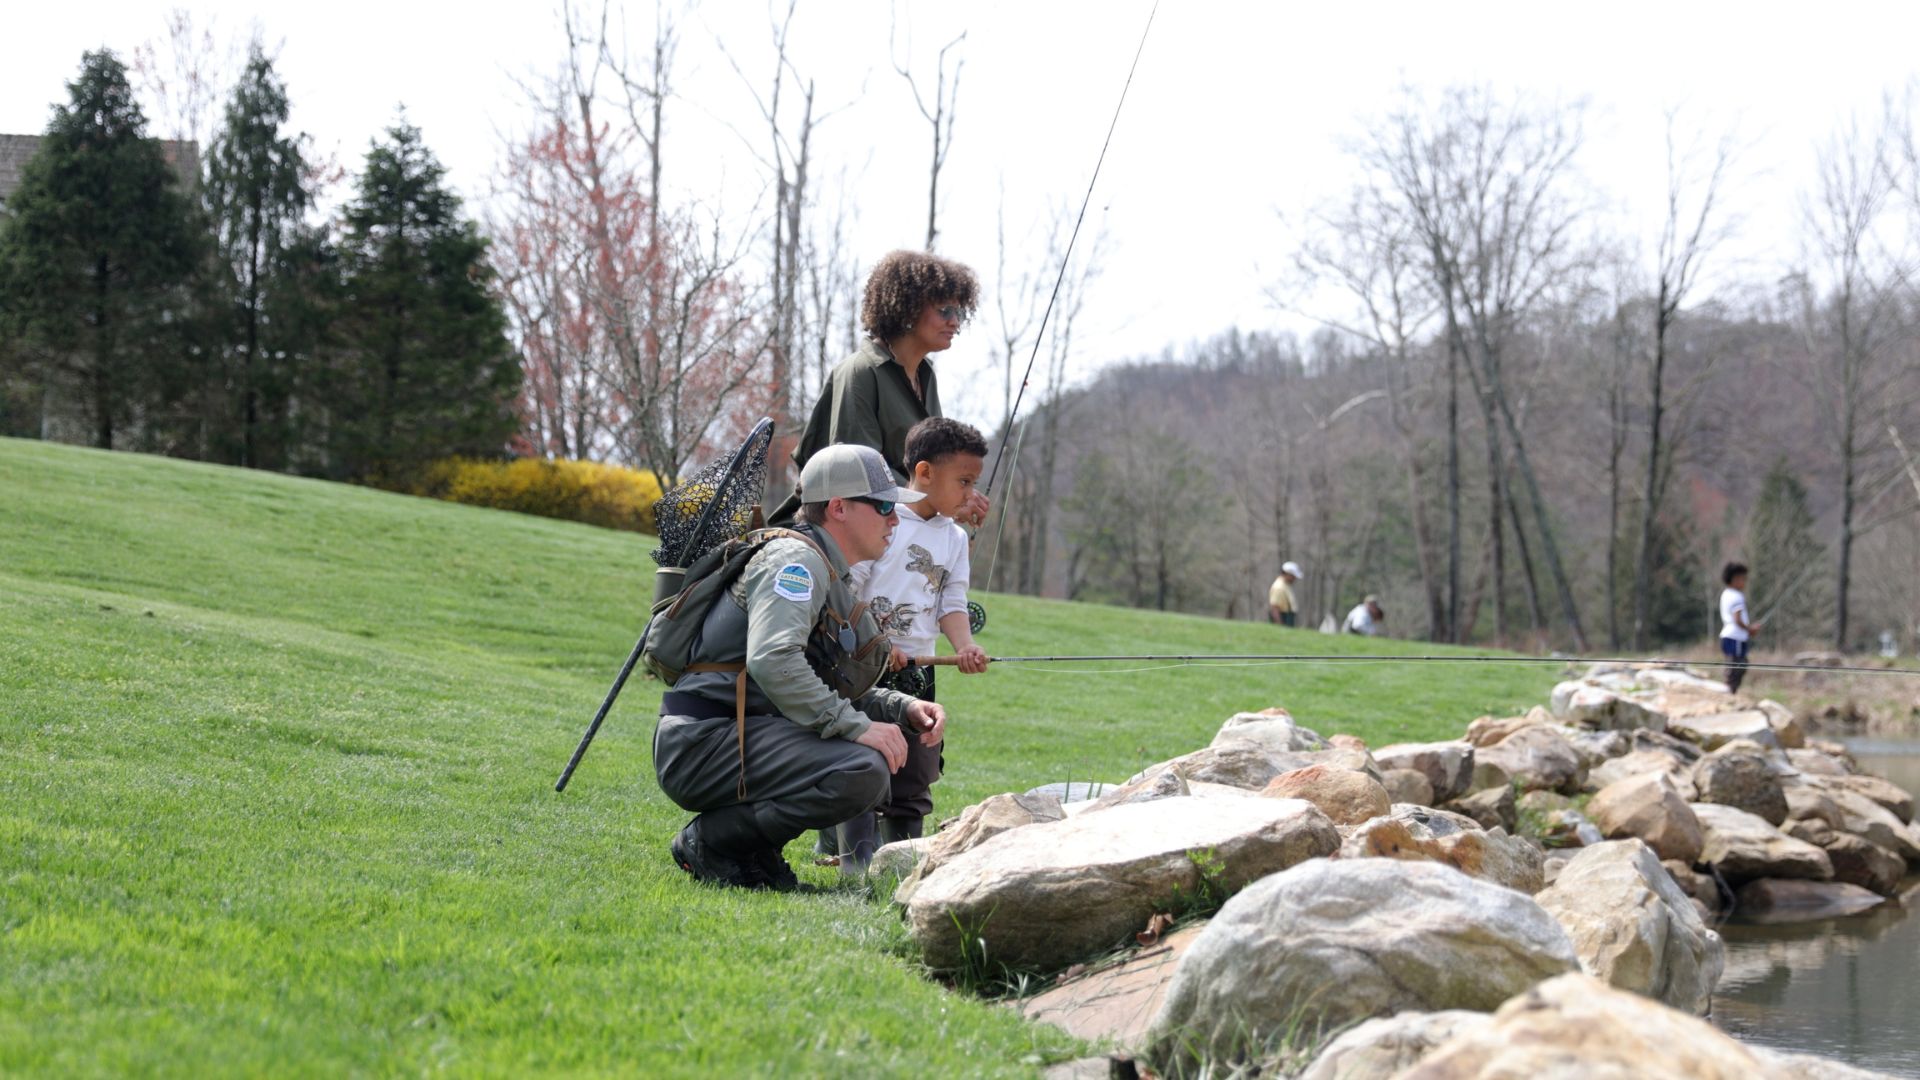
[680,527,839,803]
[685,662,749,800]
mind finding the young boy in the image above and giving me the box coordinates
[1719,562,1762,693]
[835,417,990,871]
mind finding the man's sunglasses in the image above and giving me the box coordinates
[852,496,896,516]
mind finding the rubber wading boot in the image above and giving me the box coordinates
[878,815,924,845]
[836,812,880,876]
[813,828,840,858]
[671,822,765,889]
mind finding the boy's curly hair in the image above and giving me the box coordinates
[905,416,989,469]
[861,250,980,342]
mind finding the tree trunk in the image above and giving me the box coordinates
[1492,375,1589,650]
[1631,292,1672,650]
[1443,300,1464,642]
[1836,402,1856,648]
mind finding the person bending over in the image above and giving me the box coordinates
[653,444,947,891]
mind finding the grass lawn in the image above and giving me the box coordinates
[0,437,1558,1076]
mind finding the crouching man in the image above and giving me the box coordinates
[653,443,947,891]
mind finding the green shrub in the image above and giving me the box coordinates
[409,457,664,533]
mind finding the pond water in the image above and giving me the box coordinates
[1712,738,1920,1076]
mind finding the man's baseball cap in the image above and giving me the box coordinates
[1282,561,1302,577]
[800,444,926,505]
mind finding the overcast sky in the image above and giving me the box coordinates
[8,1,1920,424]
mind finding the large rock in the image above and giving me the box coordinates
[1019,924,1205,1051]
[1296,1011,1491,1080]
[1587,772,1704,863]
[906,796,1339,973]
[1470,725,1585,795]
[1786,748,1852,776]
[1821,773,1914,824]
[1784,784,1849,831]
[1372,741,1476,803]
[1080,769,1189,813]
[867,837,933,880]
[1735,879,1886,921]
[1145,860,1578,1072]
[1801,778,1920,860]
[1380,767,1435,807]
[1693,750,1789,825]
[1692,802,1833,884]
[1262,764,1390,826]
[1128,744,1377,792]
[895,791,1064,903]
[1442,785,1517,833]
[1464,713,1541,748]
[1558,726,1633,771]
[1756,699,1808,749]
[1588,749,1697,797]
[1210,708,1330,754]
[1821,833,1907,896]
[1341,806,1545,893]
[1532,840,1724,1014]
[1670,710,1780,751]
[1552,682,1669,732]
[1400,972,1779,1079]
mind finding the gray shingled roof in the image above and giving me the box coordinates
[0,134,200,208]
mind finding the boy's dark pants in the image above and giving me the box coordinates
[836,667,943,866]
[1720,636,1750,694]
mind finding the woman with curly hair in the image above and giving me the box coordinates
[772,249,991,528]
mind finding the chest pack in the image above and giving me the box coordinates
[640,526,893,702]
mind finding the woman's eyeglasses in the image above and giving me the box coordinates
[936,305,963,322]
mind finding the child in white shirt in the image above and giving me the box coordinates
[1719,561,1761,693]
[835,417,989,869]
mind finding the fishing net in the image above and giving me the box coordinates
[651,418,774,568]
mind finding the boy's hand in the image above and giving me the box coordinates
[889,645,908,671]
[954,643,989,674]
[905,700,946,746]
[961,490,991,529]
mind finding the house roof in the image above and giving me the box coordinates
[0,133,200,208]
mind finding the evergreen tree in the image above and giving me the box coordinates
[0,50,203,450]
[203,46,312,469]
[1747,458,1830,643]
[324,121,518,478]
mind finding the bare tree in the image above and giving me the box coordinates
[130,8,238,151]
[890,9,964,252]
[1286,184,1445,638]
[1795,108,1916,647]
[1630,114,1738,649]
[492,4,767,481]
[715,1,859,444]
[1368,85,1593,649]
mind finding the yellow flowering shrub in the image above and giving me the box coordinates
[412,457,664,534]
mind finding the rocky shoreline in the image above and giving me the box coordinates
[874,663,1920,1078]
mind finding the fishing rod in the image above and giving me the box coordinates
[980,0,1157,499]
[906,652,1920,678]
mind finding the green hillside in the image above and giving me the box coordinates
[0,437,1556,1076]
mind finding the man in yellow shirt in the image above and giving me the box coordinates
[1267,561,1301,627]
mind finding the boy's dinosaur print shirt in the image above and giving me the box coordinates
[849,502,971,659]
